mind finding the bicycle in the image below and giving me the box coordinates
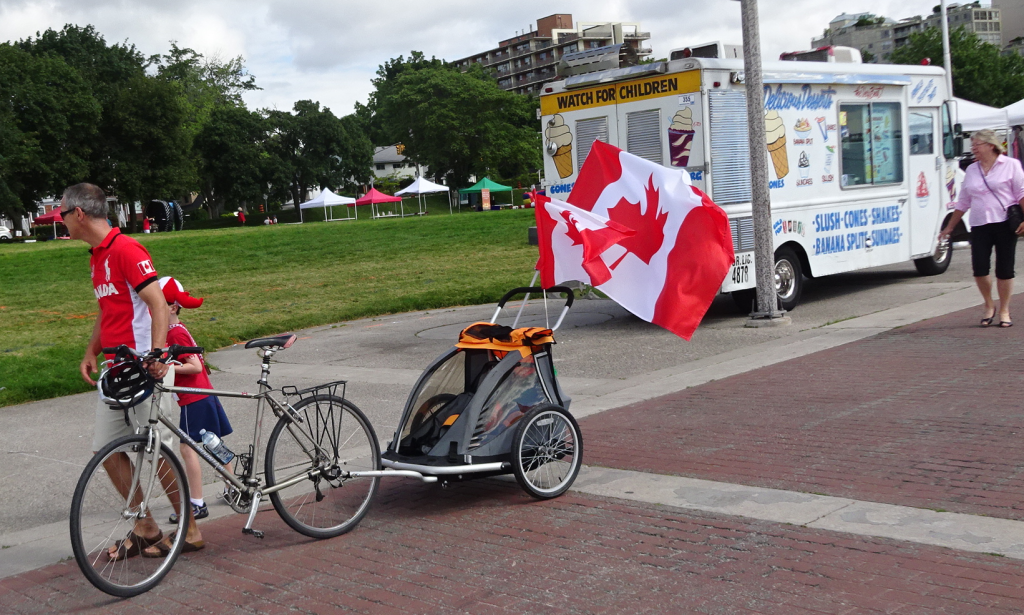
[70,335,413,597]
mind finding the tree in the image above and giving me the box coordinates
[890,27,1024,107]
[369,57,541,188]
[264,101,373,208]
[194,105,267,218]
[0,43,100,216]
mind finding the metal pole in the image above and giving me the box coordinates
[940,0,954,100]
[739,0,784,321]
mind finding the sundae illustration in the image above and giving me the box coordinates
[798,151,810,179]
[916,172,930,207]
[794,118,812,133]
[816,117,828,141]
[824,145,835,174]
[545,114,574,179]
[668,108,695,167]
[765,111,789,179]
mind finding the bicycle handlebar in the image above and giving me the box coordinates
[101,344,205,362]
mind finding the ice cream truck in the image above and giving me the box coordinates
[539,43,964,311]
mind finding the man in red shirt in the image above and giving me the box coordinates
[63,183,194,559]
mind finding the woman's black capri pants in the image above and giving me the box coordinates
[970,221,1017,279]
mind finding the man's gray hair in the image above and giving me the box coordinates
[62,183,108,219]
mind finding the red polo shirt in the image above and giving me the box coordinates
[89,228,159,353]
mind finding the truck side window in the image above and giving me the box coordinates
[908,111,935,155]
[839,102,904,187]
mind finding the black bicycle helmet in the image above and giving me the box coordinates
[98,360,155,408]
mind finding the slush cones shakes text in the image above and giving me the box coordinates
[546,114,574,179]
[669,108,695,167]
[765,111,789,179]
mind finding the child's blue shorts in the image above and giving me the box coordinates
[179,396,233,443]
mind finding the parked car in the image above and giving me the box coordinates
[0,226,13,242]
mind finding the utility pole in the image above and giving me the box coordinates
[940,0,954,101]
[739,0,789,325]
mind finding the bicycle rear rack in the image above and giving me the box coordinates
[281,380,348,402]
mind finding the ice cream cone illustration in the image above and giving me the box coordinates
[798,151,810,179]
[765,111,789,179]
[916,172,930,207]
[545,115,574,179]
[945,165,957,201]
[668,108,695,167]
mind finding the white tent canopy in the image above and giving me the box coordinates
[954,97,1008,132]
[395,177,455,215]
[395,177,448,195]
[1003,98,1024,126]
[298,187,358,221]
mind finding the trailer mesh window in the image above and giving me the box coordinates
[729,216,755,252]
[626,109,663,165]
[708,91,752,205]
[576,117,609,171]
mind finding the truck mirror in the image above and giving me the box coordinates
[954,135,964,157]
[954,123,962,135]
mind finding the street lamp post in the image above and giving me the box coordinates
[738,0,788,324]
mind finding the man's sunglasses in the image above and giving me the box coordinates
[60,206,80,216]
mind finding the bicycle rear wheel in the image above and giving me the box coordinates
[265,395,380,539]
[70,434,189,597]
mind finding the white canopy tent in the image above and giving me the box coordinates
[954,97,1008,132]
[395,177,454,215]
[1003,98,1024,126]
[299,188,358,222]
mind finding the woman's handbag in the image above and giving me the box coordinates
[980,169,1024,231]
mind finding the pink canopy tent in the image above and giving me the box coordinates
[357,188,404,219]
[32,208,65,239]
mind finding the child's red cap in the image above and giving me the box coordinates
[158,276,204,309]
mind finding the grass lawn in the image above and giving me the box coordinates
[0,208,539,407]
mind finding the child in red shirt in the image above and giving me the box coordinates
[159,277,232,531]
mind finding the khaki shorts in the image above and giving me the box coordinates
[92,365,177,452]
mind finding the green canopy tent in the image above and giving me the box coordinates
[459,177,514,209]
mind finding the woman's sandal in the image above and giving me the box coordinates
[1000,321,1014,328]
[108,530,163,561]
[981,317,994,327]
[141,531,205,558]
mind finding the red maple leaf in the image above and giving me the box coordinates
[606,175,668,267]
[559,210,584,245]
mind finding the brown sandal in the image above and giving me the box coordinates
[142,531,205,558]
[108,530,163,561]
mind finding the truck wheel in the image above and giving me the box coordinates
[913,237,952,276]
[774,247,803,312]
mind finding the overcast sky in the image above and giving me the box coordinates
[0,0,951,116]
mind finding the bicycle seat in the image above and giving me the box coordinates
[244,334,296,349]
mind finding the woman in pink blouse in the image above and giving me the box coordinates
[940,130,1024,327]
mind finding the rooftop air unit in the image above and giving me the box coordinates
[779,46,862,63]
[556,43,639,78]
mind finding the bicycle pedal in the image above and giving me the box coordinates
[242,528,265,539]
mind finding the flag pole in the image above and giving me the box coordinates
[739,0,789,325]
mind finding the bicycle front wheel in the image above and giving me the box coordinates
[70,434,189,597]
[265,395,380,539]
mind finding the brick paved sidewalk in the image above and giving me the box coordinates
[582,305,1024,521]
[3,480,1024,614]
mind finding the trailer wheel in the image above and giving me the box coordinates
[913,237,952,276]
[775,247,803,311]
[511,405,582,499]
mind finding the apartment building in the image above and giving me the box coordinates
[453,13,651,96]
[812,3,1002,64]
[924,2,1002,46]
[994,0,1024,47]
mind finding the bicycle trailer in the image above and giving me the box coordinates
[381,286,583,498]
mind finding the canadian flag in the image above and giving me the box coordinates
[534,141,734,340]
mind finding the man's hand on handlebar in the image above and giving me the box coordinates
[142,349,169,379]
